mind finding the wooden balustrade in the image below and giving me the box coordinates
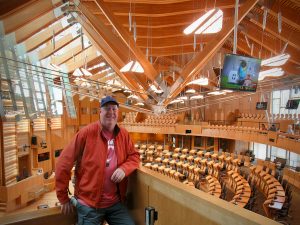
[122,124,300,154]
[0,168,279,225]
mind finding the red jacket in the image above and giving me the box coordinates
[55,121,140,208]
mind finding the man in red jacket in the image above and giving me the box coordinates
[55,96,140,225]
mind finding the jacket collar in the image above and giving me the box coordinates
[98,121,120,138]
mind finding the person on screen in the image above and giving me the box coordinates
[243,74,252,87]
[238,60,247,84]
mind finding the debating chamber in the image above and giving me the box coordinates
[0,0,300,224]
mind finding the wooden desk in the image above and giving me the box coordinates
[189,150,196,155]
[211,153,218,160]
[239,192,251,198]
[205,152,211,158]
[232,196,249,203]
[197,151,204,157]
[218,155,225,160]
[230,200,247,208]
[275,191,286,197]
[236,186,251,193]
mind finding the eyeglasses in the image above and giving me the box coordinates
[101,105,119,112]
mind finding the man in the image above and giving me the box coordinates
[55,96,140,225]
[268,124,277,132]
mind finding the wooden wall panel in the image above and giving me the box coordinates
[2,122,17,185]
[32,118,52,173]
[80,98,91,125]
[204,91,269,122]
[90,100,100,122]
[130,132,165,145]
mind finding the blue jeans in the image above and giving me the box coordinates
[76,201,135,225]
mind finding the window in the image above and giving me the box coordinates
[270,146,286,162]
[290,152,300,167]
[194,136,202,147]
[253,142,267,160]
[271,88,300,116]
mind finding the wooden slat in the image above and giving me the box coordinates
[163,0,260,106]
[241,20,300,66]
[33,118,46,131]
[77,3,150,102]
[14,10,62,44]
[22,20,71,52]
[93,0,158,82]
[1,0,61,34]
[38,34,80,60]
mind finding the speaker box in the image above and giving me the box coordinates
[31,136,37,145]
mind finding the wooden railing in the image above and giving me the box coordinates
[0,206,76,225]
[123,124,300,155]
[0,168,280,225]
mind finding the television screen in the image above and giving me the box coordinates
[220,54,262,92]
[286,99,299,109]
[256,102,267,110]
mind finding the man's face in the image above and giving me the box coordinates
[100,103,119,131]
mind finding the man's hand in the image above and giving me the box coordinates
[61,201,74,215]
[111,168,125,183]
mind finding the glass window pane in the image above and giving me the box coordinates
[253,142,266,160]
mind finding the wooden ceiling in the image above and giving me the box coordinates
[0,0,299,111]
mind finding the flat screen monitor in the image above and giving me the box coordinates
[286,99,299,109]
[220,54,262,92]
[256,102,267,110]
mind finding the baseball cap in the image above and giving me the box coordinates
[100,96,119,107]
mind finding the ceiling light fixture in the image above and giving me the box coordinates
[258,68,284,81]
[87,62,106,71]
[186,88,196,94]
[190,95,204,100]
[170,99,184,104]
[187,77,209,86]
[73,68,92,77]
[261,53,290,67]
[128,94,139,99]
[208,91,226,95]
[149,84,163,94]
[183,8,223,35]
[120,60,144,73]
[177,96,188,101]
